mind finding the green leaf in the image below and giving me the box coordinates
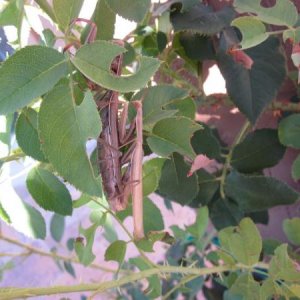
[75,224,97,266]
[292,155,300,181]
[189,170,219,207]
[117,197,164,235]
[269,244,300,282]
[279,114,300,149]
[0,0,23,27]
[191,123,221,159]
[53,0,84,31]
[232,16,268,50]
[209,197,244,230]
[105,0,150,22]
[227,273,262,300]
[170,3,235,35]
[72,40,160,93]
[158,153,198,205]
[129,256,161,298]
[288,285,300,298]
[283,27,300,44]
[91,0,115,41]
[233,0,298,27]
[63,261,76,278]
[142,158,166,196]
[283,218,300,246]
[26,167,73,216]
[50,213,65,242]
[165,97,196,120]
[225,171,299,212]
[0,184,46,239]
[104,240,127,266]
[38,82,102,196]
[217,37,286,123]
[0,46,68,115]
[0,202,10,223]
[262,239,282,256]
[186,206,208,239]
[133,85,188,131]
[16,108,47,162]
[179,32,215,61]
[147,117,202,159]
[219,218,262,265]
[231,129,286,173]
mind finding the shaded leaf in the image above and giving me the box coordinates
[75,224,97,266]
[16,108,47,162]
[209,197,244,230]
[0,46,68,115]
[26,167,73,216]
[189,169,219,207]
[147,117,201,159]
[142,158,166,196]
[179,32,215,61]
[105,0,150,22]
[133,85,188,131]
[0,184,46,239]
[292,154,300,181]
[217,37,286,123]
[186,206,208,239]
[232,16,268,50]
[225,171,299,212]
[233,0,298,27]
[53,0,83,31]
[191,123,221,159]
[117,197,164,234]
[231,129,286,173]
[219,218,262,265]
[50,213,65,242]
[279,114,300,149]
[39,82,102,196]
[170,3,235,35]
[158,153,198,205]
[165,97,196,120]
[104,240,127,266]
[63,261,76,278]
[72,40,160,93]
[283,218,300,246]
[0,0,23,27]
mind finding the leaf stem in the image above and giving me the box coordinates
[0,234,116,273]
[219,120,251,199]
[0,152,26,163]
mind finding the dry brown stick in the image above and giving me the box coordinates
[131,101,144,240]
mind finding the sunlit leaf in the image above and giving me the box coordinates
[0,46,68,115]
[283,218,300,246]
[104,240,127,266]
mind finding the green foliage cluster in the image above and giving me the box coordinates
[1,0,300,299]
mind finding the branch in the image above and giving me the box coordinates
[0,235,116,273]
[0,264,237,299]
[219,120,251,199]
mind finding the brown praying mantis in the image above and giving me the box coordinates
[66,19,145,240]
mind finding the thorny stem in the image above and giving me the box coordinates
[0,234,117,273]
[92,199,156,268]
[219,120,251,199]
[0,264,240,299]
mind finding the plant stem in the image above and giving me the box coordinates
[34,0,57,23]
[0,235,116,273]
[0,264,237,299]
[0,152,26,163]
[219,120,251,199]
